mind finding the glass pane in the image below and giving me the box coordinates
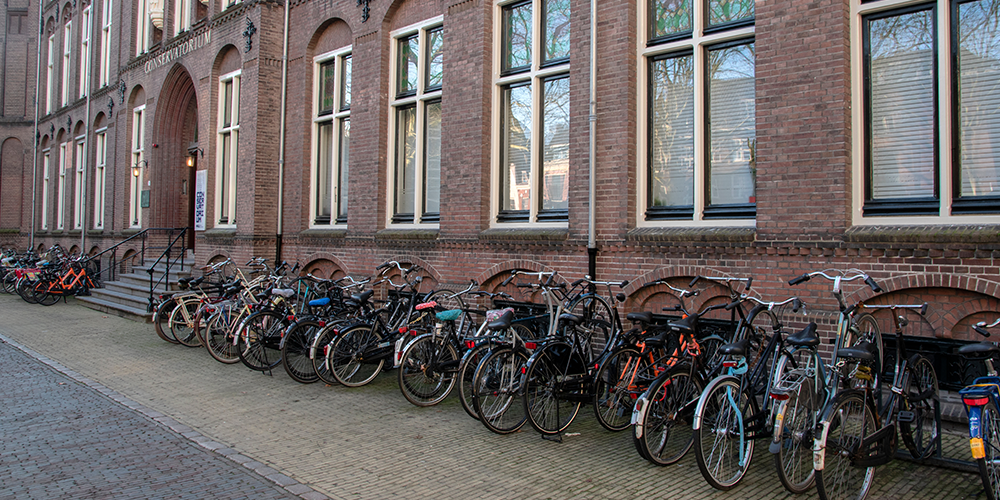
[708,41,756,205]
[319,61,336,114]
[708,0,753,26]
[868,10,935,199]
[651,0,691,39]
[503,2,532,72]
[649,54,694,207]
[222,80,233,127]
[502,84,532,211]
[316,122,333,222]
[395,105,417,216]
[338,119,350,219]
[958,0,1000,198]
[398,35,419,96]
[424,101,442,215]
[543,0,570,63]
[220,133,230,222]
[341,55,352,110]
[426,28,444,89]
[542,77,569,211]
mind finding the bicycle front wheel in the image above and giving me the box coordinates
[977,401,1000,500]
[398,335,459,407]
[153,299,179,344]
[203,310,241,364]
[900,354,939,460]
[594,346,645,432]
[168,298,202,347]
[633,364,704,465]
[814,390,876,500]
[328,324,385,387]
[567,294,616,363]
[772,372,817,494]
[458,342,494,420]
[522,342,585,435]
[473,346,529,434]
[238,310,286,371]
[694,376,758,490]
[282,319,322,383]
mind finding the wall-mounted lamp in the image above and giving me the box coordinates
[132,159,148,177]
[187,147,204,167]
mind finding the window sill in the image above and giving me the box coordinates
[844,224,1000,245]
[375,228,439,241]
[626,226,756,243]
[87,229,105,236]
[203,228,237,239]
[299,227,348,239]
[479,227,568,242]
[0,228,20,234]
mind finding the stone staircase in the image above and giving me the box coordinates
[77,250,196,322]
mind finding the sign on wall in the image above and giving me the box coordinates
[194,170,206,231]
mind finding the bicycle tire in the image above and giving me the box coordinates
[17,277,38,304]
[522,342,585,435]
[847,313,883,398]
[473,345,529,434]
[423,289,476,339]
[814,390,876,500]
[458,342,494,420]
[977,401,1000,500]
[238,310,286,371]
[593,346,646,432]
[398,334,460,407]
[772,371,817,494]
[739,307,779,376]
[567,294,617,363]
[282,319,322,383]
[203,309,241,364]
[2,270,17,294]
[310,321,346,385]
[168,298,202,347]
[152,299,179,344]
[33,280,60,306]
[328,324,385,387]
[633,364,704,465]
[694,376,758,490]
[900,354,939,460]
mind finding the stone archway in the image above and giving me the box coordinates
[152,65,199,249]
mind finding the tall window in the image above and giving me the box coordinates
[62,21,72,106]
[46,34,55,114]
[640,0,755,224]
[136,0,149,54]
[217,71,240,226]
[390,20,443,225]
[174,0,191,35]
[80,5,91,98]
[57,143,67,230]
[74,139,86,229]
[131,106,145,227]
[42,152,51,230]
[312,50,351,226]
[858,0,1000,218]
[495,0,571,223]
[94,130,107,229]
[100,0,112,86]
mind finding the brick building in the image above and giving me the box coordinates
[1,0,1000,363]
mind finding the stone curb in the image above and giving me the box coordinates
[0,333,332,500]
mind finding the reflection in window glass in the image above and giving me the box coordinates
[503,2,532,72]
[708,0,753,26]
[319,61,336,114]
[542,77,569,211]
[708,42,756,206]
[650,0,691,39]
[502,84,532,212]
[649,54,694,208]
[338,119,350,221]
[398,35,419,96]
[395,105,417,219]
[957,0,1000,198]
[543,0,570,63]
[426,28,444,89]
[341,56,352,110]
[316,122,332,223]
[424,101,442,215]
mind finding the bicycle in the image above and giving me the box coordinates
[958,318,1000,500]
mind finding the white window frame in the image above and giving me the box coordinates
[388,18,444,228]
[94,129,107,229]
[131,105,145,228]
[62,21,71,107]
[74,138,86,229]
[310,48,351,228]
[100,0,112,87]
[173,0,191,35]
[636,0,756,229]
[41,151,51,230]
[57,142,67,230]
[216,70,240,227]
[80,5,91,98]
[851,0,1000,225]
[491,0,571,227]
[136,0,149,55]
[46,34,55,114]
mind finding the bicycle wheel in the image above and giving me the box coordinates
[740,307,779,375]
[238,310,286,371]
[17,277,38,304]
[458,342,494,420]
[282,320,321,383]
[900,354,939,460]
[398,334,459,406]
[33,280,60,306]
[848,313,883,387]
[473,346,529,434]
[814,390,876,500]
[328,324,385,387]
[977,402,1000,500]
[594,346,646,432]
[522,342,585,435]
[633,365,704,465]
[2,270,17,294]
[310,321,346,385]
[168,298,202,347]
[203,310,241,364]
[568,294,616,363]
[694,376,758,490]
[152,299,179,344]
[772,372,817,494]
[423,289,476,338]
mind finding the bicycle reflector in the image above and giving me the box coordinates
[723,361,739,368]
[770,391,790,401]
[399,326,408,334]
[287,315,295,322]
[964,396,990,406]
[465,340,476,349]
[318,321,325,327]
[524,342,537,350]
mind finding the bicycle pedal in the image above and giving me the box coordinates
[897,410,915,423]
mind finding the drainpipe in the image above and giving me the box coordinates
[80,3,96,252]
[275,0,290,264]
[29,0,44,250]
[587,0,597,279]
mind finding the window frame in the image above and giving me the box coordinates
[636,0,756,228]
[94,128,107,229]
[131,105,145,228]
[80,5,91,99]
[136,0,149,55]
[41,151,51,230]
[100,0,112,87]
[388,17,444,227]
[851,0,1000,224]
[174,0,192,35]
[491,0,571,226]
[57,142,67,230]
[310,48,351,228]
[62,20,72,107]
[74,137,86,230]
[46,34,55,114]
[216,70,240,227]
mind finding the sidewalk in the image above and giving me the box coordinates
[0,294,986,499]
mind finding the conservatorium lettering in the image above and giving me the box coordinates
[144,30,212,74]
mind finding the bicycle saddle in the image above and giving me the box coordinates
[558,313,581,327]
[272,288,295,298]
[786,322,819,348]
[958,342,1000,360]
[668,314,697,335]
[437,309,463,322]
[627,311,653,324]
[837,340,876,362]
[308,297,331,307]
[718,338,749,357]
[487,309,514,330]
[350,289,374,304]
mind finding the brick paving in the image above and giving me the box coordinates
[0,294,989,499]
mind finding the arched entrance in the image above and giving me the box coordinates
[151,64,198,250]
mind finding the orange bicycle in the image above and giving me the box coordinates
[31,259,101,306]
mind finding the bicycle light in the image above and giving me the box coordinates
[964,396,990,406]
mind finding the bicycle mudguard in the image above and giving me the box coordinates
[691,374,740,431]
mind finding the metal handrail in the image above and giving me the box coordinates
[145,228,191,311]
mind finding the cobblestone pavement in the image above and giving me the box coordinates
[0,294,990,499]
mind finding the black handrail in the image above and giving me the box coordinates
[145,229,190,311]
[82,227,191,306]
